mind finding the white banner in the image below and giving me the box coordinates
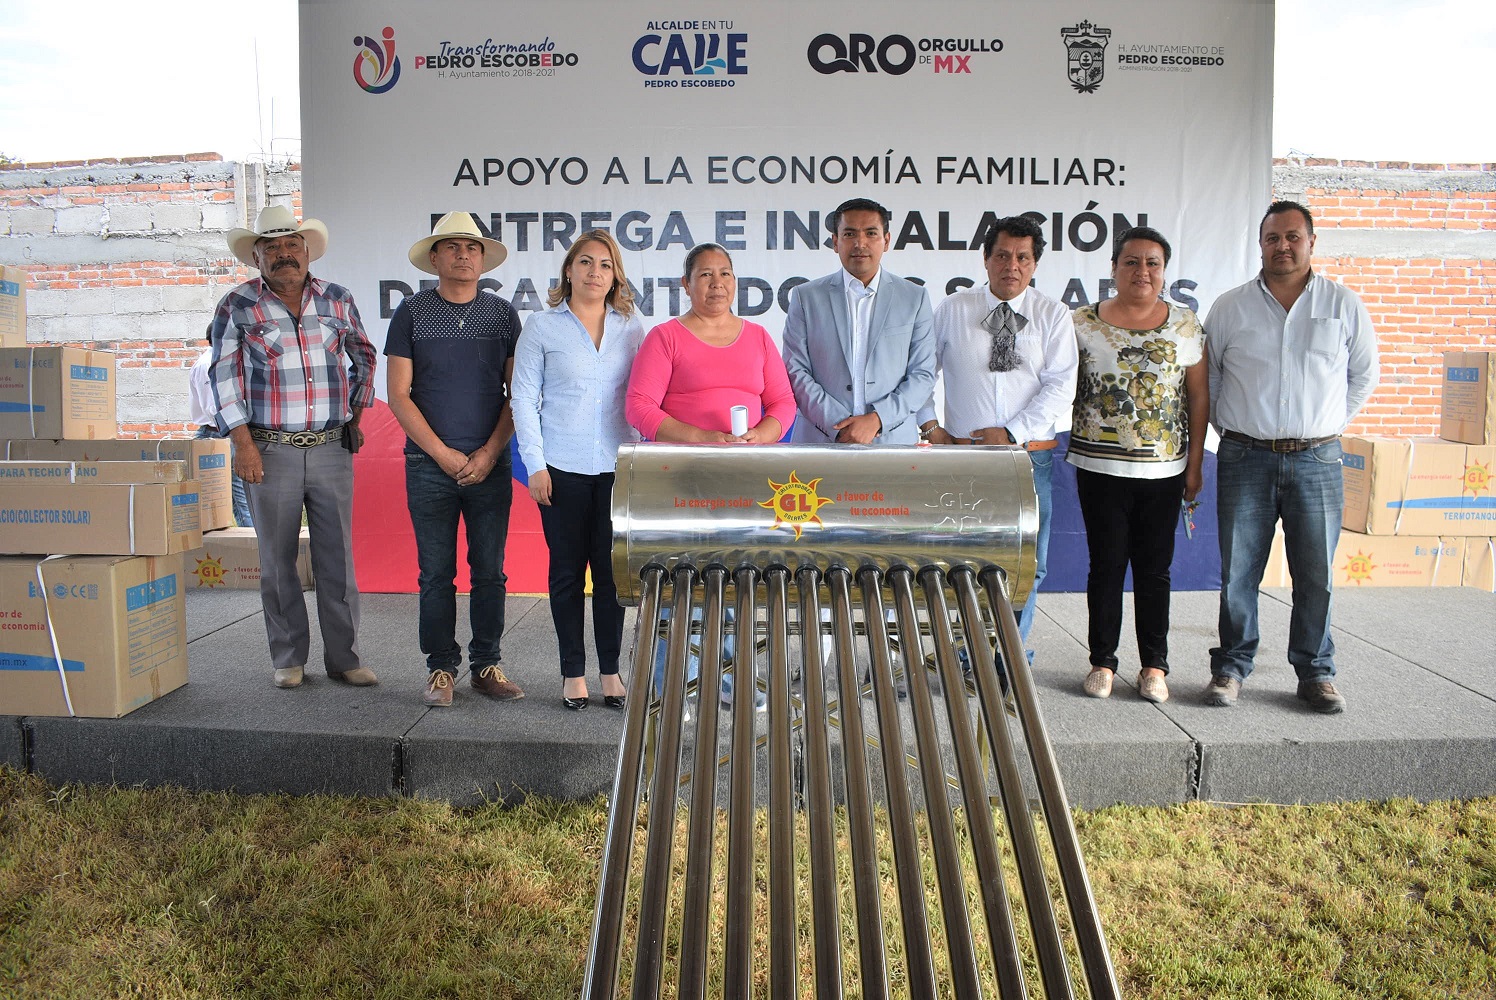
[301,0,1273,384]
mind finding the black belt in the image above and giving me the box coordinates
[1221,430,1337,454]
[248,425,344,448]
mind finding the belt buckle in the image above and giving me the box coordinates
[289,430,321,449]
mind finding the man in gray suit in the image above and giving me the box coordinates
[782,198,936,444]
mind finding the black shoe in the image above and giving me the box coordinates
[603,695,626,709]
[562,695,589,711]
[1297,680,1345,714]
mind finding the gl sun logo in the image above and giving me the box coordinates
[758,470,833,540]
[1340,549,1377,586]
[1462,461,1492,497]
[193,554,227,588]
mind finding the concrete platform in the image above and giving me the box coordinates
[4,584,1493,808]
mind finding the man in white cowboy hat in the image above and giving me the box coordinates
[385,211,525,706]
[208,203,379,689]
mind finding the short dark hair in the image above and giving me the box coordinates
[1111,226,1172,265]
[830,198,891,235]
[682,242,733,280]
[982,215,1047,263]
[1260,200,1314,237]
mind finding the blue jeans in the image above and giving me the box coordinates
[1211,437,1343,683]
[231,472,253,528]
[1017,449,1054,657]
[405,450,512,673]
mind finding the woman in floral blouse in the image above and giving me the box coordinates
[1067,227,1208,704]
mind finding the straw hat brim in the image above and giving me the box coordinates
[408,233,508,274]
[227,220,329,268]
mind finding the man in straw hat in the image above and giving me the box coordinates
[386,212,525,706]
[208,204,379,689]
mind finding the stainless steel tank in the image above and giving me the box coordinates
[587,441,1120,1000]
[611,441,1038,603]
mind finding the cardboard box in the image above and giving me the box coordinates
[0,459,189,485]
[1440,351,1496,446]
[0,347,115,440]
[1265,529,1465,587]
[1341,435,1496,536]
[0,554,187,718]
[3,438,232,530]
[0,481,201,555]
[1463,537,1496,591]
[185,527,313,590]
[0,265,24,348]
[1330,533,1465,588]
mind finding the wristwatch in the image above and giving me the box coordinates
[919,422,939,442]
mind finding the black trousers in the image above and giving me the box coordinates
[1075,467,1185,673]
[537,467,624,679]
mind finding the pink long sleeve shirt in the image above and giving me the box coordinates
[626,318,798,440]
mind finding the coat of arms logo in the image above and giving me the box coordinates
[1061,21,1111,93]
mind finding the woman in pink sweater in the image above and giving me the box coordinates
[625,243,797,443]
[626,243,796,711]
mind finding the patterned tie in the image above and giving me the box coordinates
[982,300,1027,373]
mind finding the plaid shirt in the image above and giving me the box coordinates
[208,276,377,432]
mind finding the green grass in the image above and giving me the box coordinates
[0,766,1492,999]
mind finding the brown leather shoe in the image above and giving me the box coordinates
[1297,680,1346,714]
[331,666,379,687]
[472,664,524,701]
[423,669,455,707]
[1204,675,1240,707]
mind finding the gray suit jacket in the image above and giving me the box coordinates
[781,269,936,443]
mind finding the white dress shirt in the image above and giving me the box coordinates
[916,285,1078,444]
[1205,271,1379,440]
[842,267,881,416]
[188,347,216,426]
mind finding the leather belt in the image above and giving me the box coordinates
[1221,430,1337,454]
[248,425,344,448]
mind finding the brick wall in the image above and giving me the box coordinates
[1275,159,1495,436]
[1,153,1491,439]
[0,154,301,435]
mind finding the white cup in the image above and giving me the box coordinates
[729,405,750,437]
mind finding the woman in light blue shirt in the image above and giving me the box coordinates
[511,230,646,711]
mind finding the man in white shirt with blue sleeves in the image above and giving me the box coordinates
[1204,200,1379,714]
[917,215,1078,663]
